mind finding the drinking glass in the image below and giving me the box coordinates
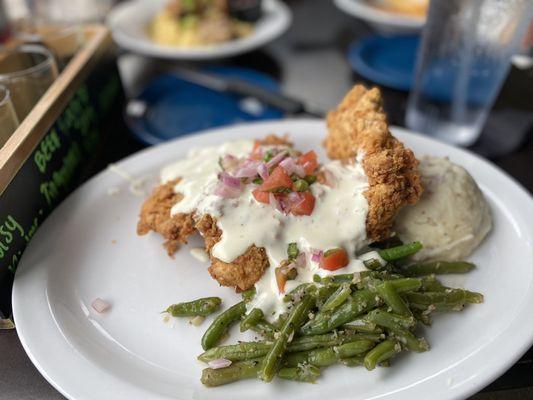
[406,0,533,146]
[14,20,84,66]
[0,85,19,149]
[0,44,58,120]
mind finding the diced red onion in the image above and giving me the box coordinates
[234,160,261,178]
[311,249,323,263]
[220,154,238,171]
[287,191,306,210]
[269,193,281,212]
[280,262,296,275]
[219,171,242,189]
[322,169,337,188]
[92,298,110,313]
[280,158,306,178]
[214,181,241,198]
[266,151,288,169]
[278,196,290,214]
[257,163,269,180]
[295,252,306,268]
[208,358,232,369]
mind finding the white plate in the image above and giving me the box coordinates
[334,0,424,34]
[13,120,533,400]
[107,0,291,60]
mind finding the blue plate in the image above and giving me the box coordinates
[347,35,419,91]
[125,66,284,145]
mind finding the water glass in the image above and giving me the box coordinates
[406,0,533,146]
[14,21,84,66]
[0,44,58,121]
[0,85,19,149]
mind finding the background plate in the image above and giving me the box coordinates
[334,0,424,33]
[13,120,533,400]
[107,0,292,60]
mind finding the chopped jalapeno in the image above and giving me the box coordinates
[294,179,309,192]
[287,243,299,260]
[305,175,317,184]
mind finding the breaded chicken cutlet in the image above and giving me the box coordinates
[325,85,422,241]
[138,85,422,292]
[137,135,289,291]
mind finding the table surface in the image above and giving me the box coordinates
[2,0,533,399]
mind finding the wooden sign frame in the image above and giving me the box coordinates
[0,25,125,317]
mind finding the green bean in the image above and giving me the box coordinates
[283,283,315,302]
[259,296,313,382]
[364,309,416,330]
[420,275,446,292]
[404,290,483,310]
[201,301,246,350]
[378,242,423,262]
[199,331,381,363]
[251,320,277,340]
[321,283,352,312]
[412,309,432,326]
[165,297,221,317]
[341,355,365,367]
[301,289,381,335]
[388,278,422,293]
[375,281,411,316]
[241,288,256,302]
[201,359,261,387]
[363,339,401,371]
[198,342,271,363]
[400,261,475,276]
[284,339,375,367]
[342,319,382,333]
[278,365,321,383]
[240,308,264,332]
[318,274,357,284]
[363,258,385,271]
[289,331,382,352]
[387,327,429,352]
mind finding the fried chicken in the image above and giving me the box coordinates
[137,136,287,290]
[196,214,269,292]
[138,88,422,291]
[325,85,422,241]
[137,178,196,255]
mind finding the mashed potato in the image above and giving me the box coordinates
[394,156,491,262]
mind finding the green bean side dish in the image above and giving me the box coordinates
[163,242,483,387]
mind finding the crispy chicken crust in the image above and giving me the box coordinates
[325,85,422,241]
[196,215,269,292]
[137,178,196,255]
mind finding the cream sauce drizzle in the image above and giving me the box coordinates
[161,140,375,320]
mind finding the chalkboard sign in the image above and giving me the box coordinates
[0,27,125,318]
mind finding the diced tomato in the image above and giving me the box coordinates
[319,248,349,271]
[297,151,318,175]
[250,140,263,160]
[289,191,315,216]
[275,267,287,293]
[259,166,293,192]
[252,189,270,204]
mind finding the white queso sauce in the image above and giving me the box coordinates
[161,139,377,320]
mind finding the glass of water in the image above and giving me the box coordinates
[0,85,19,149]
[406,0,533,146]
[0,44,58,120]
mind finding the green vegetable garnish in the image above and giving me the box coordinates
[287,242,299,260]
[263,150,275,162]
[305,175,317,184]
[294,179,309,192]
[252,177,263,185]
